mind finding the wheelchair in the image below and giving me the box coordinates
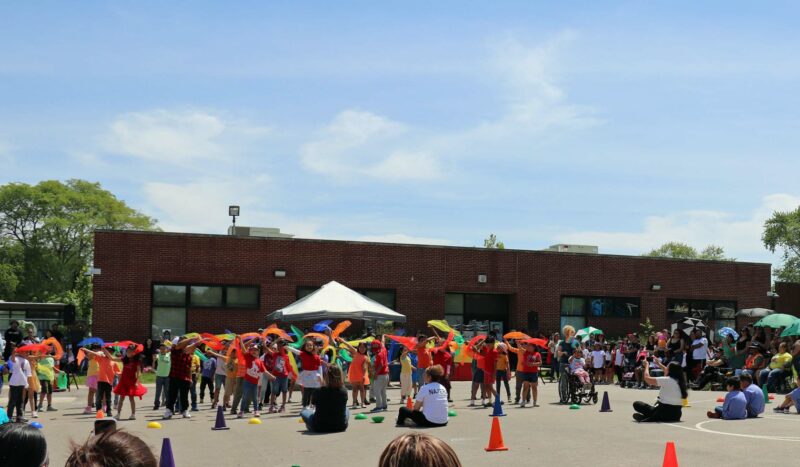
[558,367,598,405]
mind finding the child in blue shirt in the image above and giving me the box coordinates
[707,377,747,420]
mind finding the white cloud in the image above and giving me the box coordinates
[558,194,800,262]
[104,109,271,166]
[300,31,594,182]
[301,110,440,181]
[142,179,320,238]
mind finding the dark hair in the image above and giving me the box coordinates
[726,377,740,390]
[484,336,495,345]
[327,365,344,389]
[65,429,156,467]
[666,362,688,399]
[379,433,462,467]
[0,422,48,467]
[740,373,753,384]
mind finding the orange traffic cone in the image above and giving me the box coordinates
[96,409,104,419]
[662,441,678,467]
[484,416,509,452]
[406,396,413,409]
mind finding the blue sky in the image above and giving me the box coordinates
[2,1,799,264]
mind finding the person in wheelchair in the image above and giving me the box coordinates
[690,348,728,390]
[568,347,590,386]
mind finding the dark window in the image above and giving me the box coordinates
[226,286,259,308]
[152,307,186,339]
[667,299,737,321]
[561,296,640,319]
[153,285,187,307]
[190,286,223,307]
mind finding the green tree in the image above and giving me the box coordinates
[483,234,505,249]
[645,242,732,260]
[0,180,159,319]
[763,206,800,282]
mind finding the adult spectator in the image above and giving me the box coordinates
[632,361,687,422]
[689,329,708,379]
[690,348,727,390]
[735,342,766,379]
[557,325,579,374]
[0,422,48,467]
[707,377,747,420]
[65,429,157,467]
[396,365,448,427]
[666,329,685,365]
[300,365,348,433]
[759,342,792,392]
[740,373,765,418]
[3,320,23,360]
[379,433,462,467]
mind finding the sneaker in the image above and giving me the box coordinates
[520,402,527,408]
[163,409,173,420]
[83,407,94,414]
[533,401,539,407]
[773,406,784,412]
[129,415,136,420]
[370,407,383,413]
[254,412,260,417]
[47,406,57,412]
[784,408,791,414]
[469,401,476,407]
[513,399,519,405]
[278,404,286,413]
[32,411,38,418]
[360,404,367,409]
[17,417,28,423]
[182,411,191,419]
[237,412,244,419]
[230,409,237,415]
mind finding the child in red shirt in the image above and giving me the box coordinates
[479,336,499,407]
[239,343,274,418]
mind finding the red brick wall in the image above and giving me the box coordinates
[92,231,773,342]
[776,282,800,314]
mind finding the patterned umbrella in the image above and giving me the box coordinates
[575,327,604,341]
[717,327,739,341]
[671,317,708,336]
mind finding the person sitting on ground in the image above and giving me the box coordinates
[65,429,156,467]
[771,376,800,414]
[740,373,765,418]
[0,422,48,467]
[759,342,792,392]
[300,365,349,433]
[396,365,448,428]
[379,433,462,467]
[632,361,687,422]
[707,377,747,420]
[690,348,728,390]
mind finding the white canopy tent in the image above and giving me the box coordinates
[736,308,775,318]
[266,281,407,322]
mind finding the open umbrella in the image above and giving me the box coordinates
[671,317,708,336]
[717,327,739,341]
[736,308,774,318]
[575,327,603,341]
[77,337,105,347]
[754,313,800,329]
[781,321,800,338]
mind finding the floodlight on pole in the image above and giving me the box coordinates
[229,205,240,234]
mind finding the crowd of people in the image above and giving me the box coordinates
[2,318,800,465]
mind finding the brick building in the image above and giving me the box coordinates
[92,230,772,342]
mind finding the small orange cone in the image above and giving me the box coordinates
[716,397,725,403]
[96,410,104,419]
[484,416,509,452]
[662,441,678,467]
[406,396,413,409]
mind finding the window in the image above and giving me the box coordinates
[561,297,585,316]
[667,299,738,321]
[151,307,186,340]
[561,296,640,319]
[226,286,259,308]
[190,286,223,307]
[153,285,187,307]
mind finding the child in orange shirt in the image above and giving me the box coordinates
[495,344,512,403]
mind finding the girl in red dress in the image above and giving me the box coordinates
[112,344,148,420]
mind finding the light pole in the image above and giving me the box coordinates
[229,205,240,235]
[767,291,779,311]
